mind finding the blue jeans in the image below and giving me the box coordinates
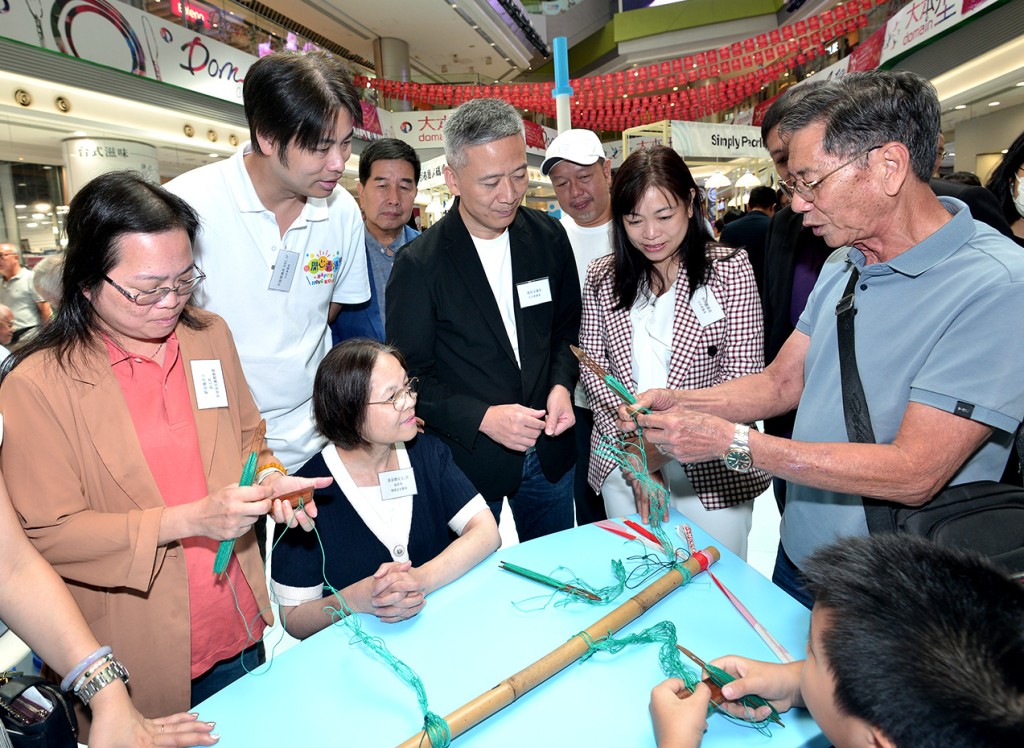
[190,641,265,707]
[487,451,574,542]
[772,542,814,609]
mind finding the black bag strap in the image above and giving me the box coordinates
[834,267,897,533]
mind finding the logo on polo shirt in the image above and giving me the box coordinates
[303,251,338,286]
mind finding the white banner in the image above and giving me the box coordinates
[0,0,254,103]
[670,121,767,159]
[881,0,1000,64]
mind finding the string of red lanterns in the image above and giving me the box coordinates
[353,0,888,131]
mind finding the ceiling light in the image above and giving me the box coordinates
[208,153,218,158]
[736,171,762,189]
[988,101,1000,106]
[26,222,38,228]
[954,104,966,110]
[1016,82,1024,87]
[34,202,51,212]
[72,130,86,136]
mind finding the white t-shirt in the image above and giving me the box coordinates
[560,215,614,407]
[166,144,370,472]
[471,230,520,367]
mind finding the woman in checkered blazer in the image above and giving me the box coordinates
[579,146,771,559]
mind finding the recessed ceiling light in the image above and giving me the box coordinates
[954,104,966,110]
[208,153,218,158]
[1002,149,1009,154]
[988,101,1000,106]
[72,131,86,136]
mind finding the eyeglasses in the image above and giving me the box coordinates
[104,267,206,306]
[367,377,420,412]
[780,145,882,202]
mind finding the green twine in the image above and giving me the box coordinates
[578,620,774,736]
[508,560,628,611]
[595,431,680,563]
[213,448,259,574]
[270,498,452,747]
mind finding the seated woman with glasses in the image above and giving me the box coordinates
[270,339,500,637]
[0,171,329,736]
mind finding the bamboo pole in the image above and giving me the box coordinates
[397,546,720,748]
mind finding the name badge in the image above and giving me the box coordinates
[379,468,417,500]
[268,249,300,292]
[516,277,552,308]
[191,360,229,409]
[689,286,725,327]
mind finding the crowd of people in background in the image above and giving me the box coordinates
[0,50,1022,747]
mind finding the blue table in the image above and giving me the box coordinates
[196,510,826,747]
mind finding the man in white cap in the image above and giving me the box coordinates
[542,129,615,524]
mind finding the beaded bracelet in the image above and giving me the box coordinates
[60,645,111,692]
[256,460,286,485]
[76,658,130,706]
[72,653,114,694]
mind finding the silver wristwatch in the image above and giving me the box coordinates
[76,658,130,706]
[722,423,753,473]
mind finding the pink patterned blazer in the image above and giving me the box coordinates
[580,246,772,509]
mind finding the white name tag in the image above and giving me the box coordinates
[191,360,229,409]
[268,249,300,292]
[516,277,552,308]
[689,286,726,327]
[379,468,417,501]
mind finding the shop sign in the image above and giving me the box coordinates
[670,121,767,159]
[881,0,1000,64]
[0,0,252,104]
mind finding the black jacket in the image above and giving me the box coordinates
[386,199,581,500]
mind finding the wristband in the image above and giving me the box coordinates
[60,645,111,691]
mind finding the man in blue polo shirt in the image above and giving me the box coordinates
[332,138,421,343]
[619,70,1024,607]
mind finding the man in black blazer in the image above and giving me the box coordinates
[386,99,581,542]
[719,185,776,293]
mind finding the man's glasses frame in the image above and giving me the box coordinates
[780,145,882,202]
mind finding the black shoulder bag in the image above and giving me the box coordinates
[836,267,1024,577]
[0,673,77,748]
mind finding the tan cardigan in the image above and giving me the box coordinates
[0,310,273,731]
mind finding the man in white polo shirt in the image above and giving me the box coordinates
[541,129,614,524]
[167,50,369,476]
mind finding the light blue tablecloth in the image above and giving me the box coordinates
[195,510,826,747]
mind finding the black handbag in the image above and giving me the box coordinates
[835,267,1024,577]
[0,673,77,748]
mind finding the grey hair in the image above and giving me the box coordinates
[443,98,525,170]
[32,254,64,308]
[778,70,940,182]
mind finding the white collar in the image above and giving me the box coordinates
[321,442,414,562]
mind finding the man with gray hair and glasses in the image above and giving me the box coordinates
[616,70,1024,606]
[387,99,581,541]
